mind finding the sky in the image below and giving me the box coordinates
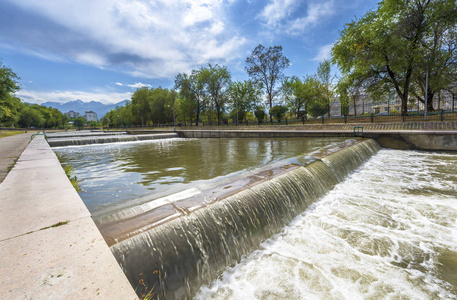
[0,0,380,105]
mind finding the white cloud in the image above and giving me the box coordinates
[258,0,299,26]
[6,0,245,78]
[17,89,132,105]
[258,0,336,36]
[126,82,152,89]
[75,52,108,67]
[286,1,335,35]
[115,82,123,86]
[313,43,334,62]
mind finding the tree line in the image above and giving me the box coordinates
[1,0,455,128]
[0,61,68,128]
[104,0,456,127]
[102,49,337,128]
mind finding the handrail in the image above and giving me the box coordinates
[31,132,48,141]
[353,126,364,137]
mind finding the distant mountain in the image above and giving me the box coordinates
[40,99,129,118]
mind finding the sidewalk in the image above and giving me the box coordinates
[0,135,137,299]
[0,133,33,183]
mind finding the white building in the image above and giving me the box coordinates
[65,110,80,118]
[84,111,98,122]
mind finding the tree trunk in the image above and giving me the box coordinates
[427,91,435,112]
[352,95,357,116]
[195,100,200,126]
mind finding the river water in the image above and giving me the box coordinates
[53,137,348,220]
[196,149,457,299]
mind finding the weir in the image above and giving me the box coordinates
[47,132,179,147]
[109,139,381,299]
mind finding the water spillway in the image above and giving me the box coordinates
[197,149,457,299]
[109,139,381,299]
[47,132,179,147]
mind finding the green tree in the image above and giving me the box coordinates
[308,100,329,119]
[317,60,335,117]
[282,75,321,118]
[199,64,231,125]
[411,14,457,111]
[228,80,262,124]
[254,107,266,123]
[336,74,364,116]
[131,87,151,127]
[17,106,44,128]
[245,44,290,122]
[73,117,86,129]
[0,60,21,127]
[175,70,206,126]
[176,95,195,125]
[332,0,457,115]
[269,105,288,122]
[148,88,176,124]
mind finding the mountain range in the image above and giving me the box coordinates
[40,99,129,118]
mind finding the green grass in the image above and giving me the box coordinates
[0,130,26,138]
[25,220,70,235]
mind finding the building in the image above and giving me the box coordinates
[84,111,98,122]
[65,110,80,118]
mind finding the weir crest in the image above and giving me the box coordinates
[109,139,381,299]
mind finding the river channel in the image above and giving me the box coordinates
[53,137,349,221]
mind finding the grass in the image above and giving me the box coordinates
[0,130,26,138]
[25,220,70,235]
[63,164,81,191]
[55,152,81,192]
[137,272,156,300]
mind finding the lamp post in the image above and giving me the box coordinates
[425,64,428,120]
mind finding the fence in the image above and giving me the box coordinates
[122,110,457,129]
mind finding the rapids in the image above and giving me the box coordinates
[196,149,457,299]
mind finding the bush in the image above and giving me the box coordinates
[269,105,288,122]
[254,108,266,123]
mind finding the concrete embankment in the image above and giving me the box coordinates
[173,129,457,151]
[47,132,179,147]
[0,136,136,299]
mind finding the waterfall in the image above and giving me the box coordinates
[47,133,179,147]
[110,139,381,299]
[321,139,381,181]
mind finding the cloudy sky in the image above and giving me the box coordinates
[0,0,379,104]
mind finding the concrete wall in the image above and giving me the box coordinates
[178,129,457,151]
[0,136,136,299]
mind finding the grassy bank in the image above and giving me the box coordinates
[0,130,26,138]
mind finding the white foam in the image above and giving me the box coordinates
[196,149,457,299]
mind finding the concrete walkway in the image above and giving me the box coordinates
[0,136,136,299]
[0,132,32,183]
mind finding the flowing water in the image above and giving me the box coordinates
[196,149,457,300]
[53,137,349,220]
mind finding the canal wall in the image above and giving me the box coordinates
[0,136,136,299]
[175,129,457,151]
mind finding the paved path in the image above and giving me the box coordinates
[0,136,137,299]
[0,133,33,183]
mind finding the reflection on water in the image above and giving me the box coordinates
[54,137,347,217]
[196,150,457,299]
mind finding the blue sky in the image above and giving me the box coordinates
[0,0,379,104]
